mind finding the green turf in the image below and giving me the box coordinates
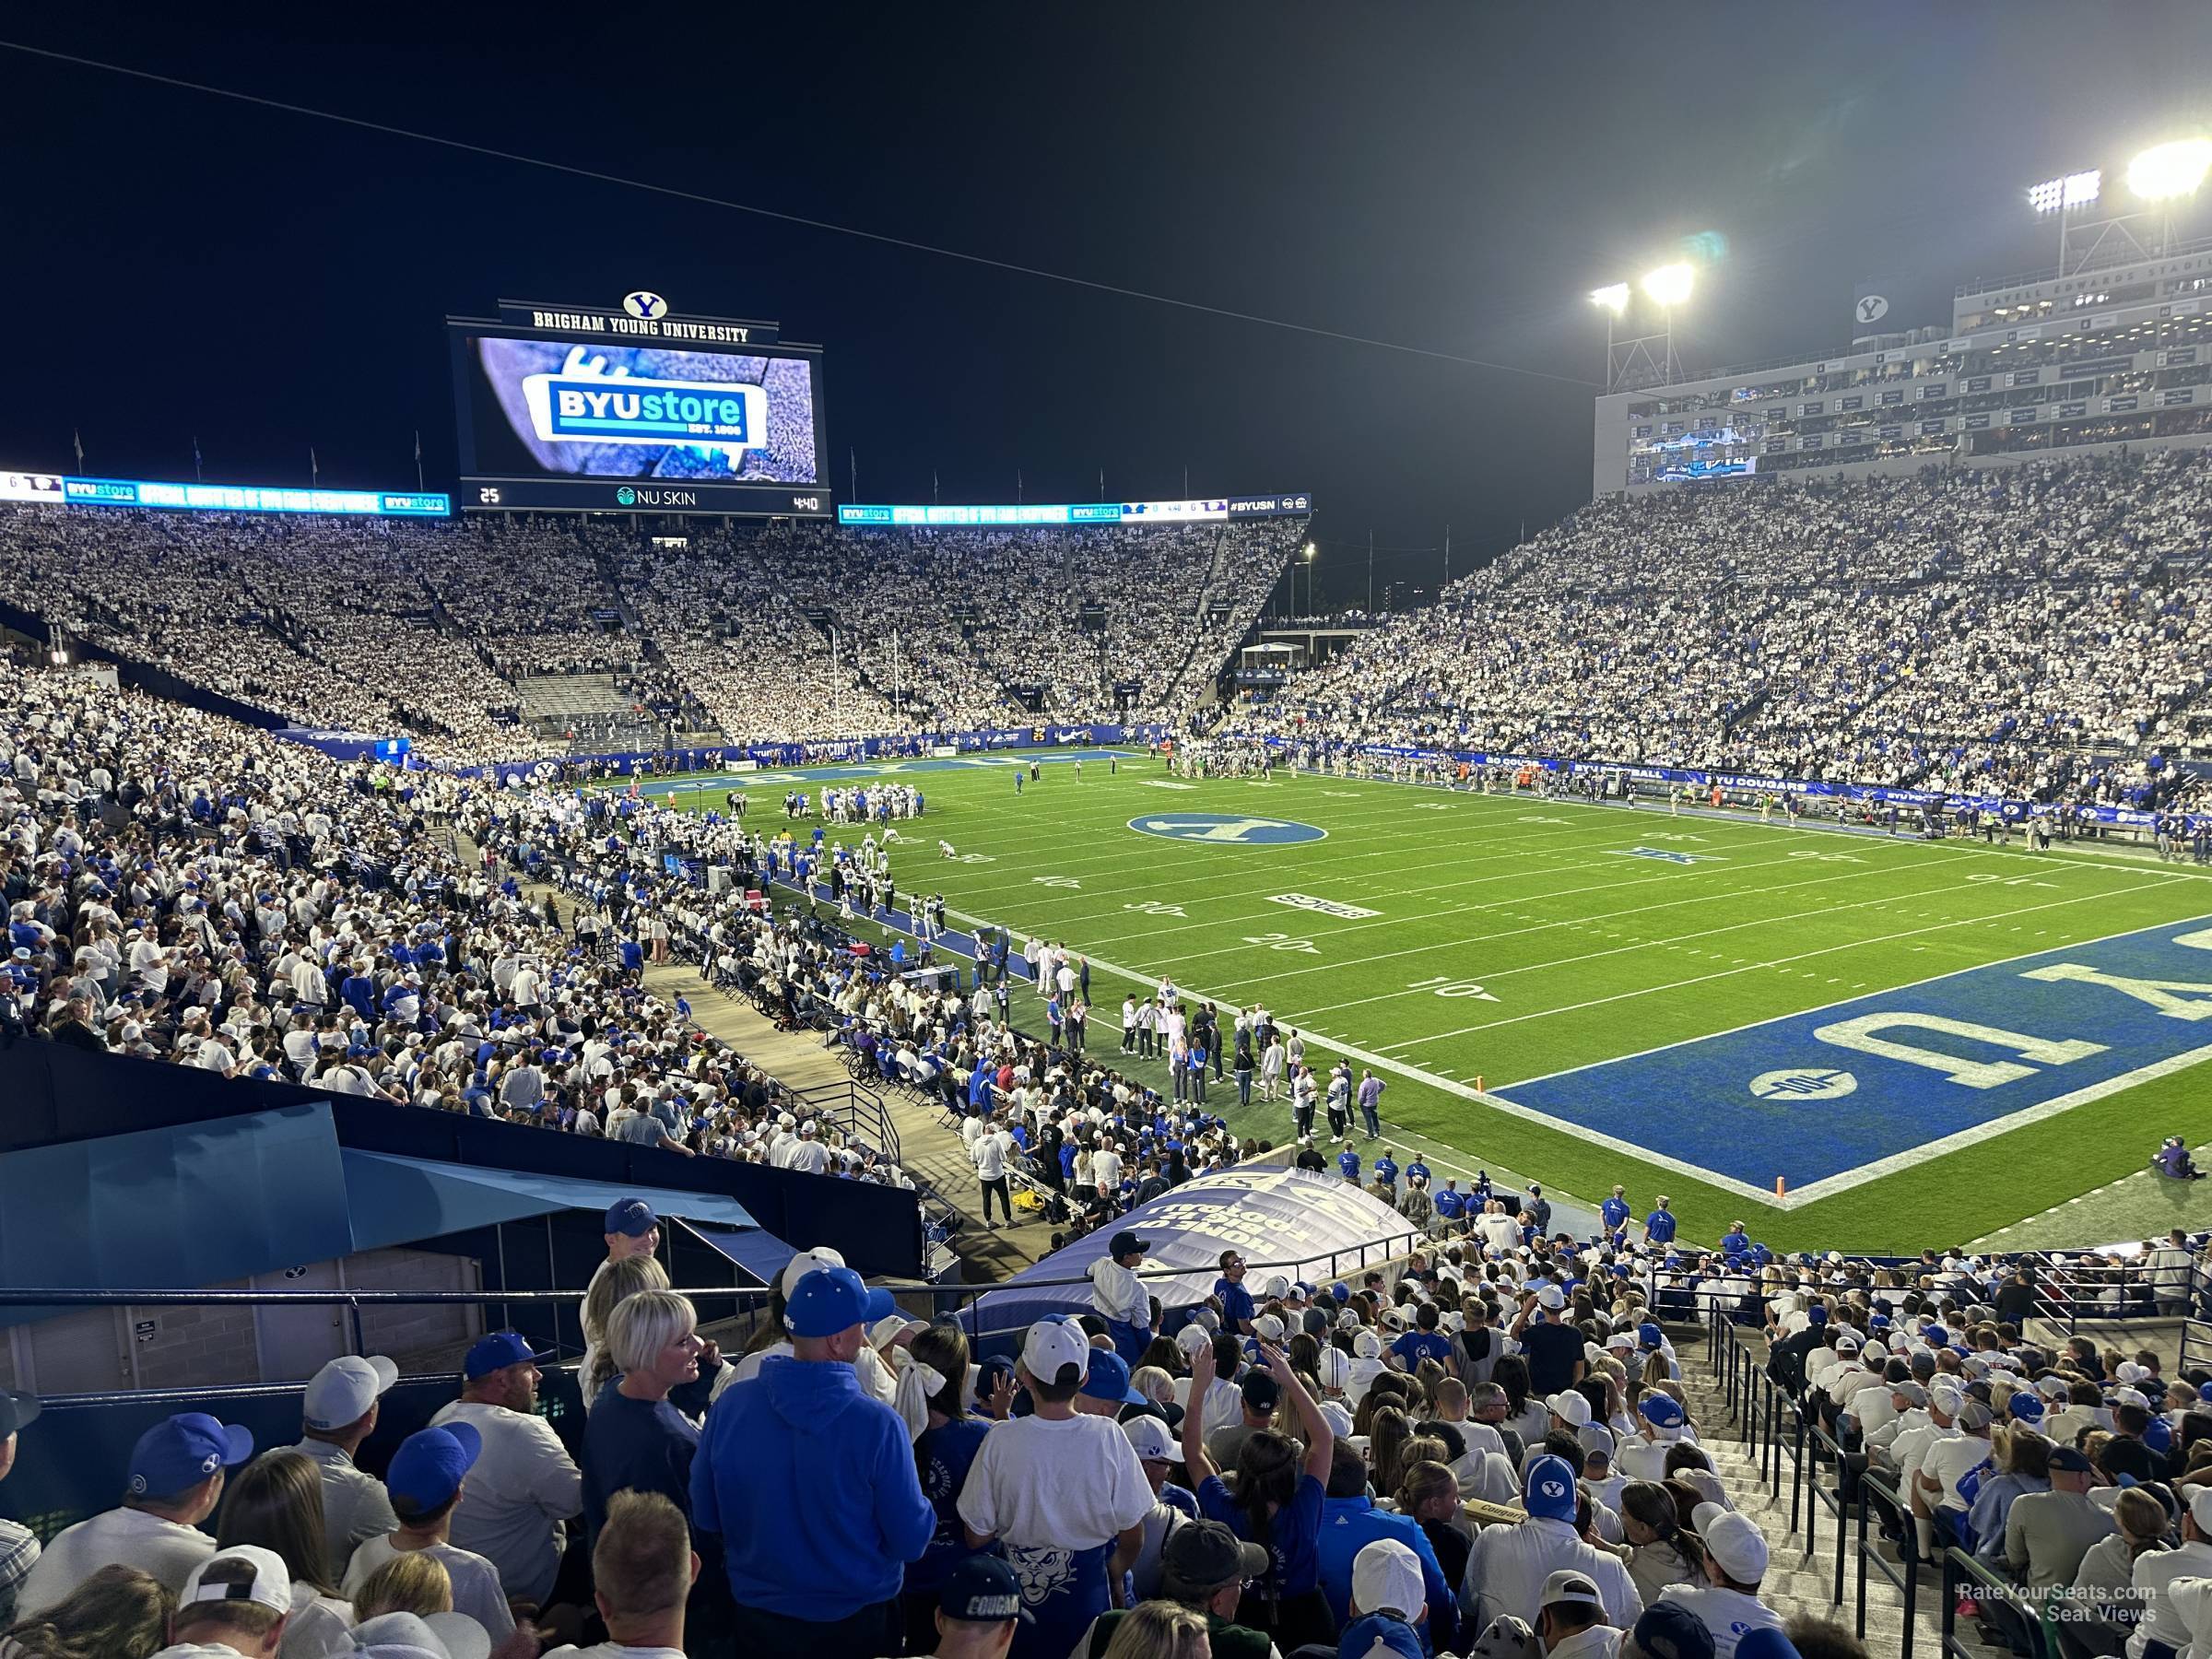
[640,756,2212,1254]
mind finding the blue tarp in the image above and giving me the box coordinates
[959,1168,1418,1340]
[341,1150,760,1253]
[0,1104,357,1324]
[681,1222,799,1289]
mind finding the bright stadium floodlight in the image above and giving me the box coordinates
[2127,138,2212,202]
[2064,169,2102,208]
[1641,263,1694,308]
[1589,282,1630,315]
[2029,176,2065,214]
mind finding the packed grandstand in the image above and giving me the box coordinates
[6,427,2212,1659]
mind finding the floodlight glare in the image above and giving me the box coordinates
[1589,282,1630,315]
[2127,138,2212,202]
[2029,176,2064,214]
[1641,263,1694,307]
[2063,169,2101,208]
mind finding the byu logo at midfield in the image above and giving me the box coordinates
[1748,1068,1858,1101]
[1128,814,1327,845]
[622,290,667,319]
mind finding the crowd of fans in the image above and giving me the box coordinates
[2,1172,1928,1659]
[0,506,1308,763]
[1238,453,2212,813]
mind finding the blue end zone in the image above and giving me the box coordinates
[1491,916,2212,1202]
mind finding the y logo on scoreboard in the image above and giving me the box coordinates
[1128,814,1327,845]
[622,290,667,319]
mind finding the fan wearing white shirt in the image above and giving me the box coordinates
[428,1332,581,1610]
[538,1488,696,1659]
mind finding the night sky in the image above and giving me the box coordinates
[6,5,2212,606]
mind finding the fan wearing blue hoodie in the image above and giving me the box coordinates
[690,1266,934,1659]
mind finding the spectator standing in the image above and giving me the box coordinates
[429,1332,582,1612]
[691,1266,933,1659]
[1180,1338,1337,1650]
[957,1319,1153,1659]
[1459,1453,1641,1630]
[1072,1519,1276,1659]
[1089,1230,1155,1364]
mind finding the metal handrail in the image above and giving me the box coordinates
[1861,1470,1920,1659]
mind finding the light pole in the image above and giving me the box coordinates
[1301,542,1317,618]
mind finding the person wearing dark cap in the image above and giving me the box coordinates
[1072,1518,1275,1659]
[1089,1231,1155,1365]
[1182,1337,1338,1650]
[1206,1371,1284,1471]
[0,1388,40,1626]
[339,1420,516,1641]
[17,1411,254,1616]
[429,1330,581,1612]
[692,1265,934,1659]
[1626,1599,1719,1659]
[929,1554,1030,1659]
[2001,1445,2114,1597]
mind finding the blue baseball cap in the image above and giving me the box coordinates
[1631,1601,1717,1659]
[604,1198,658,1238]
[1525,1453,1577,1521]
[387,1422,482,1510]
[1638,1322,1664,1347]
[1734,1630,1803,1659]
[463,1330,548,1381]
[2009,1394,2045,1423]
[1639,1393,1686,1430]
[1082,1348,1146,1405]
[940,1554,1032,1623]
[128,1413,253,1497]
[787,1267,896,1338]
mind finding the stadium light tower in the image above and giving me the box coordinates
[2032,138,2212,275]
[1592,267,1692,391]
[1301,541,1317,617]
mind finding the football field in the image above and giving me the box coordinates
[642,751,2212,1253]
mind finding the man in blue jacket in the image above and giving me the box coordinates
[1314,1442,1457,1653]
[690,1266,933,1659]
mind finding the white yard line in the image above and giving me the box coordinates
[1381,875,2191,1053]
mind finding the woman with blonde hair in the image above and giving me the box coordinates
[347,1554,453,1622]
[2072,1484,2171,1606]
[1396,1458,1469,1591]
[215,1450,355,1658]
[579,1252,672,1409]
[0,1566,172,1659]
[1100,1600,1211,1659]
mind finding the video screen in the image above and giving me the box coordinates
[453,332,821,486]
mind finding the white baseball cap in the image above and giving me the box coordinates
[2190,1485,2212,1534]
[779,1245,847,1300]
[1352,1329,1383,1359]
[1174,1324,1213,1357]
[180,1546,290,1615]
[1350,1537,1425,1620]
[1253,1314,1287,1342]
[1022,1319,1090,1387]
[1547,1391,1593,1428]
[1694,1502,1771,1583]
[1539,1568,1607,1617]
[1123,1415,1177,1462]
[302,1354,398,1432]
[1318,1400,1356,1439]
[1535,1284,1567,1311]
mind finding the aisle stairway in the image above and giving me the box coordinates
[1670,1322,1969,1656]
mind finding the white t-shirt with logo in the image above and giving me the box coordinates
[955,1415,1152,1552]
[1658,1583,1783,1659]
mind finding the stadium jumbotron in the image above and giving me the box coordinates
[6,16,2212,1659]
